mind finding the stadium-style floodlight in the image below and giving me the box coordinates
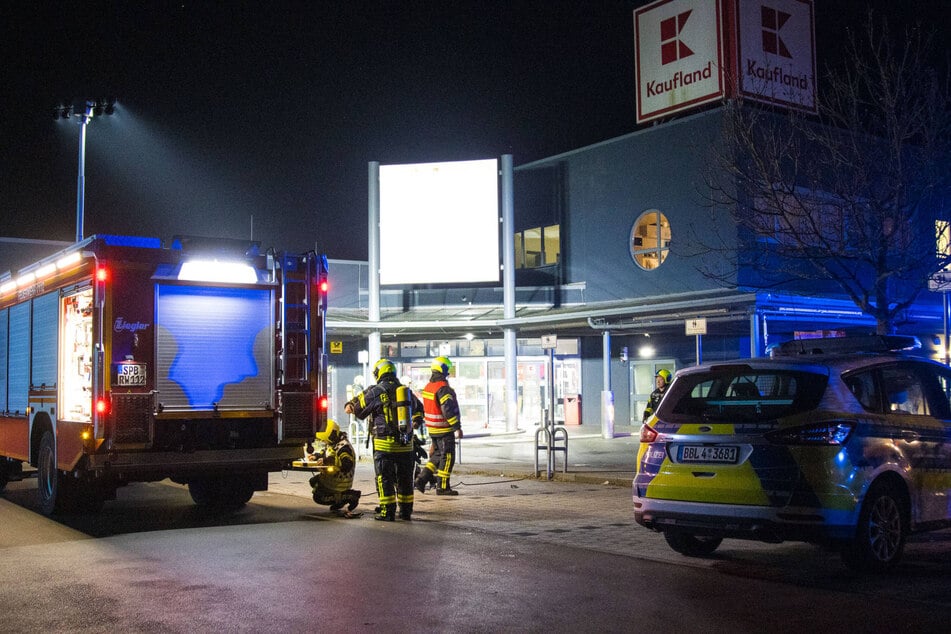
[59,98,117,243]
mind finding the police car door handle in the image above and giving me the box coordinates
[901,430,920,442]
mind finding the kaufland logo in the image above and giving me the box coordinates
[745,3,809,91]
[647,62,713,97]
[761,5,792,58]
[660,10,694,64]
[735,0,816,112]
[648,7,713,99]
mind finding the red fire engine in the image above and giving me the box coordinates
[0,234,329,514]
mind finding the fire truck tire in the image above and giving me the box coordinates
[37,430,64,516]
[188,476,255,510]
[0,460,9,491]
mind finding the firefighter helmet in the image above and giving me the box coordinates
[373,358,396,380]
[431,356,452,375]
[316,419,340,444]
[656,369,672,383]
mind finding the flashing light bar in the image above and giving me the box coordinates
[0,281,15,295]
[34,263,56,280]
[56,252,82,270]
[179,260,258,284]
[16,272,35,288]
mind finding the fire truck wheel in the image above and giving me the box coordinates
[0,460,8,492]
[37,430,62,516]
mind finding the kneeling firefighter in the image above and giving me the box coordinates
[308,419,361,513]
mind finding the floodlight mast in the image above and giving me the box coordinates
[75,101,94,243]
[73,99,115,243]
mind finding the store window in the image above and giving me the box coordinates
[630,210,670,270]
[937,220,951,267]
[514,224,560,269]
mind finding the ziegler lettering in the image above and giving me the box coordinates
[114,317,150,333]
[646,61,712,97]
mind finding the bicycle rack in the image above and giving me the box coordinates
[535,422,568,480]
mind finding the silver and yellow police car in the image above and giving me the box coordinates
[633,335,951,572]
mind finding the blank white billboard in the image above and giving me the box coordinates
[379,158,500,286]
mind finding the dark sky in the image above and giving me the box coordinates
[1,1,947,263]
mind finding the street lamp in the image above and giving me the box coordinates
[55,99,116,243]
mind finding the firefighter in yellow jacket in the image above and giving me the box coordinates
[415,356,463,496]
[344,358,424,521]
[307,419,361,514]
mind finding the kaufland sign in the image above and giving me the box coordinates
[634,0,816,123]
[635,0,725,124]
[735,0,816,112]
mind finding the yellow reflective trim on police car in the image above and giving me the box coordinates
[645,457,770,505]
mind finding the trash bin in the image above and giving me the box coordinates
[564,394,582,425]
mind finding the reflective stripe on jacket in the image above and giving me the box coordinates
[422,378,461,436]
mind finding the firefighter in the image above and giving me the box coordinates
[344,358,423,521]
[415,356,463,496]
[642,368,672,422]
[307,419,361,515]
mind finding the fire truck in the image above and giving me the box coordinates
[0,234,329,515]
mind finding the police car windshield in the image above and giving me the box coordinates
[662,369,828,423]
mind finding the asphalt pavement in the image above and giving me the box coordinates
[267,421,951,594]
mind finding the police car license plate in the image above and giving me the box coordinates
[117,363,147,386]
[679,445,738,464]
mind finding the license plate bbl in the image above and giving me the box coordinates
[679,445,738,464]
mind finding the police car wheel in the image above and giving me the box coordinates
[663,530,723,557]
[841,481,907,573]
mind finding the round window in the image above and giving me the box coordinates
[630,210,670,270]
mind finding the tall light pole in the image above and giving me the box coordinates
[57,99,115,243]
[75,102,93,243]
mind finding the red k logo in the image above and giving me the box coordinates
[761,5,792,58]
[660,10,694,65]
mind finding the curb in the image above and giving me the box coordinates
[453,464,633,488]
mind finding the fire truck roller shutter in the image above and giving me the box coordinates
[155,285,274,411]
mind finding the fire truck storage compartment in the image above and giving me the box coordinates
[31,291,58,392]
[155,284,274,411]
[7,302,31,413]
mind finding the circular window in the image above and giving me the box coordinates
[630,210,670,270]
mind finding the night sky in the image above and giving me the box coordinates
[1,1,947,267]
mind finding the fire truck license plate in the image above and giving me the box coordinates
[117,363,147,386]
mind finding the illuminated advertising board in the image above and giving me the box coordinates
[635,0,725,124]
[379,158,500,286]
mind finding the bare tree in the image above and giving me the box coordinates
[700,13,950,334]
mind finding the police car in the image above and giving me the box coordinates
[633,335,951,571]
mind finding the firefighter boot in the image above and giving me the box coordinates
[399,502,413,521]
[414,466,434,494]
[345,490,361,512]
[436,480,459,496]
[374,503,396,521]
